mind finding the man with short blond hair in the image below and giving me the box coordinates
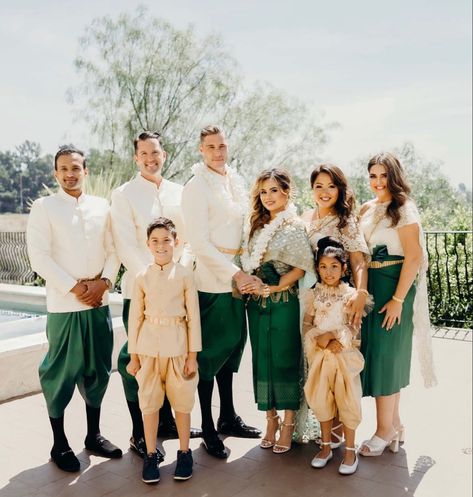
[182,125,261,459]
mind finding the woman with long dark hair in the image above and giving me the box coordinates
[241,168,314,454]
[358,152,436,456]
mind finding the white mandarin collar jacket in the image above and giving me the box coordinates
[26,188,120,313]
[110,173,191,299]
[181,170,243,293]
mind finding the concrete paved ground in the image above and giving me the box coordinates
[0,330,471,497]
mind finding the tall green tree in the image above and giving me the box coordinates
[69,8,331,182]
[0,141,55,213]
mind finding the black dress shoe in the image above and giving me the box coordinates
[85,435,122,458]
[189,427,203,438]
[50,447,80,472]
[158,420,178,438]
[159,421,203,439]
[202,433,228,459]
[217,415,262,438]
[130,436,164,463]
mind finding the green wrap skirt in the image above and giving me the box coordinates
[197,291,247,381]
[361,245,416,397]
[247,262,302,411]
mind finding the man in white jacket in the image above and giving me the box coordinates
[27,146,122,472]
[111,131,199,459]
[182,125,262,459]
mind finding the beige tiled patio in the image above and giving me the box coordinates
[0,330,471,497]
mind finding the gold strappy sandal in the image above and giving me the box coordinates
[260,413,280,449]
[273,422,295,454]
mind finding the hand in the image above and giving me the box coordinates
[184,356,197,378]
[234,271,261,294]
[126,357,140,377]
[326,339,343,354]
[346,291,367,329]
[70,281,87,297]
[315,333,332,349]
[379,299,403,331]
[77,279,108,307]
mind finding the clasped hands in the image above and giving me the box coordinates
[71,279,108,307]
[314,332,343,354]
[233,270,265,295]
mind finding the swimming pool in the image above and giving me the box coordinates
[0,283,126,401]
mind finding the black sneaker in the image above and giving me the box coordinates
[50,447,80,472]
[130,437,165,463]
[142,452,160,484]
[173,449,193,480]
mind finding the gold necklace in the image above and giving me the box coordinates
[308,207,337,237]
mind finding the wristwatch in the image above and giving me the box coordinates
[101,277,113,291]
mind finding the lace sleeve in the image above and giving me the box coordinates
[340,216,370,254]
[397,200,420,229]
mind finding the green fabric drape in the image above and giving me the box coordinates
[117,298,140,402]
[361,245,416,397]
[40,306,113,418]
[247,262,302,411]
[197,291,247,381]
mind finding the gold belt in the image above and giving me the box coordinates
[216,246,242,256]
[145,316,185,326]
[369,259,404,269]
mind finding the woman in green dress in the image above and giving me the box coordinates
[358,153,437,457]
[241,168,314,454]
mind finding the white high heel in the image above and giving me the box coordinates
[310,442,333,468]
[359,431,399,457]
[338,447,359,475]
[395,425,405,445]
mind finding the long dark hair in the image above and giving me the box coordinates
[368,153,411,227]
[249,168,293,239]
[309,163,355,229]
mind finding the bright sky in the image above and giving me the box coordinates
[0,0,471,186]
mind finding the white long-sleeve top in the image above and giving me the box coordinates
[26,188,120,313]
[181,166,245,293]
[110,173,192,299]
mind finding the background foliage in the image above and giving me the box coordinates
[0,10,471,327]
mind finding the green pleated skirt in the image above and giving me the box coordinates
[361,254,416,397]
[40,306,113,417]
[197,291,247,381]
[247,262,302,411]
[117,298,140,402]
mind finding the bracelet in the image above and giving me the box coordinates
[392,295,404,304]
[357,288,369,297]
